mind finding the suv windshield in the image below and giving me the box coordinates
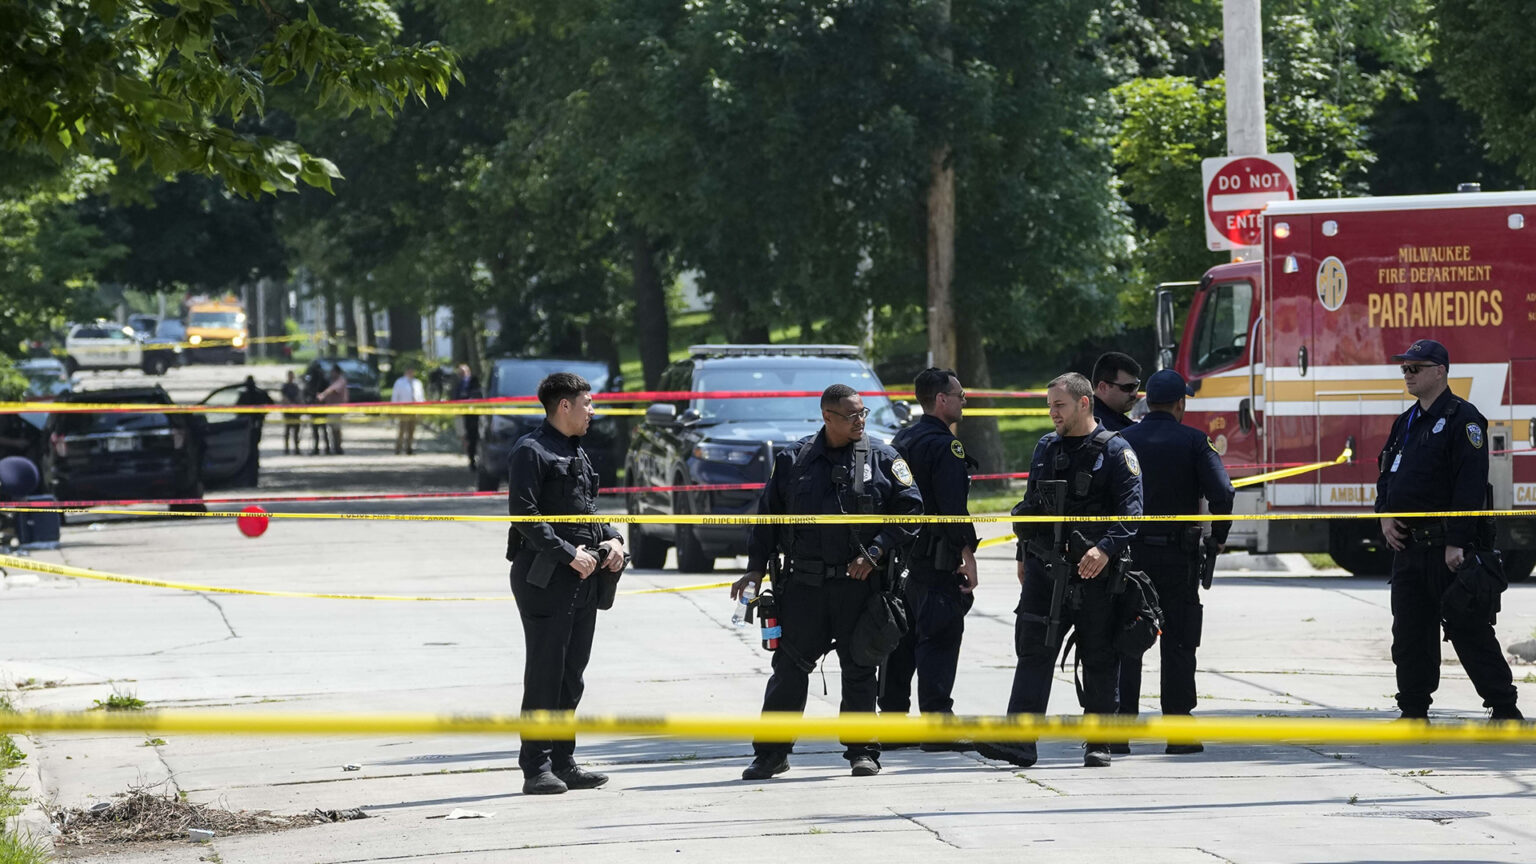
[189,311,243,328]
[491,361,610,398]
[694,364,895,425]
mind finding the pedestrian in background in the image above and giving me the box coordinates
[280,371,303,455]
[392,367,424,455]
[317,365,348,455]
[454,363,483,471]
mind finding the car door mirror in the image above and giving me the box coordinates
[679,408,703,426]
[892,401,913,425]
[645,403,677,426]
[609,375,624,392]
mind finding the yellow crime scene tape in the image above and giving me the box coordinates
[1,709,1531,745]
[0,554,733,602]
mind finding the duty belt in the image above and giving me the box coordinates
[1407,524,1447,547]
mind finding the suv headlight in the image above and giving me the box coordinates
[693,443,755,465]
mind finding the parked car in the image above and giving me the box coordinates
[126,314,160,338]
[625,344,907,571]
[3,358,73,466]
[308,357,382,403]
[139,319,188,375]
[475,358,626,492]
[63,322,143,373]
[17,357,73,400]
[43,387,204,503]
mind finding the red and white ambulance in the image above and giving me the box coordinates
[1155,190,1536,578]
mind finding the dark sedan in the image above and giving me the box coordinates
[43,387,204,503]
[474,358,626,491]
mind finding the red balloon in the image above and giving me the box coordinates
[236,505,270,538]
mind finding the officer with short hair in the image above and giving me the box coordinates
[877,368,978,746]
[1115,369,1234,753]
[508,372,628,795]
[981,372,1142,769]
[1376,340,1521,721]
[1091,351,1142,432]
[732,384,924,780]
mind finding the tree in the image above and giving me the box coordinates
[1434,0,1536,184]
[0,0,458,197]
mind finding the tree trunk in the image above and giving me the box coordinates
[629,231,670,390]
[388,305,423,354]
[955,315,1006,473]
[322,290,339,356]
[342,296,360,359]
[362,300,378,370]
[926,144,956,369]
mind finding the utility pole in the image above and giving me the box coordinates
[1224,0,1266,263]
[925,0,955,369]
[1224,0,1266,157]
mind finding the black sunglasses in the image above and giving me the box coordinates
[1107,379,1140,394]
[1400,364,1439,375]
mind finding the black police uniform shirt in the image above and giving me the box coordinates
[747,430,924,572]
[1092,396,1133,433]
[891,414,979,555]
[1375,387,1489,549]
[1016,422,1144,560]
[506,421,619,562]
[1119,411,1236,546]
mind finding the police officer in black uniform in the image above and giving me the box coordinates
[508,372,629,795]
[1376,340,1521,721]
[1091,351,1141,433]
[983,372,1143,769]
[732,384,924,780]
[878,369,979,744]
[1116,370,1234,753]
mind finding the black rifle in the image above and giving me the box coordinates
[1025,479,1071,647]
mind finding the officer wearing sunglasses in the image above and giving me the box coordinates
[1091,352,1143,432]
[1375,339,1520,722]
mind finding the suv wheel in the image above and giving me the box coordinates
[145,355,169,376]
[629,526,668,569]
[673,487,715,573]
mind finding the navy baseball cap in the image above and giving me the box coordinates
[1391,339,1449,367]
[1145,369,1194,404]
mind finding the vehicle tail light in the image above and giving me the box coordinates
[172,427,186,449]
[51,433,66,458]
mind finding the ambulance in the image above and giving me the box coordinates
[1154,190,1536,580]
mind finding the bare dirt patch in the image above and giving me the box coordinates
[51,787,366,853]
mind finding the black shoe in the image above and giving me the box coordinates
[741,755,789,781]
[1165,742,1205,755]
[850,756,881,777]
[522,772,568,795]
[555,766,609,789]
[1108,742,1131,755]
[975,741,1037,767]
[1490,704,1524,721]
[1084,744,1112,768]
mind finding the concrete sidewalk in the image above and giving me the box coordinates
[3,503,1534,862]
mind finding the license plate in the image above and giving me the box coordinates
[106,437,138,453]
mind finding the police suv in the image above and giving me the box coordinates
[625,344,908,572]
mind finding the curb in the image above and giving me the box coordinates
[3,732,55,856]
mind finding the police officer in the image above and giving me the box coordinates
[981,372,1142,769]
[508,372,628,795]
[1091,351,1142,432]
[1376,340,1521,721]
[877,369,979,746]
[732,384,924,780]
[1115,369,1234,753]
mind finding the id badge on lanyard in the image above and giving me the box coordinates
[1391,406,1418,473]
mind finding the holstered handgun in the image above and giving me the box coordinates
[1199,537,1220,590]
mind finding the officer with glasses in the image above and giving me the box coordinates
[1376,339,1521,721]
[732,383,924,781]
[1091,352,1142,432]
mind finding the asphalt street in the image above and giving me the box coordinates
[3,363,1534,862]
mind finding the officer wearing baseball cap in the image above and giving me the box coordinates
[1376,339,1521,721]
[1114,370,1234,753]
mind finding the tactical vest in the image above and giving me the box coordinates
[778,436,876,562]
[1036,428,1121,521]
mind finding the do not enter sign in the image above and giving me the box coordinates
[1201,154,1297,251]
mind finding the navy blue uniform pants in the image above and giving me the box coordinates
[755,575,880,762]
[1007,559,1119,719]
[510,550,600,778]
[878,567,969,716]
[1391,545,1517,715]
[1116,543,1200,717]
